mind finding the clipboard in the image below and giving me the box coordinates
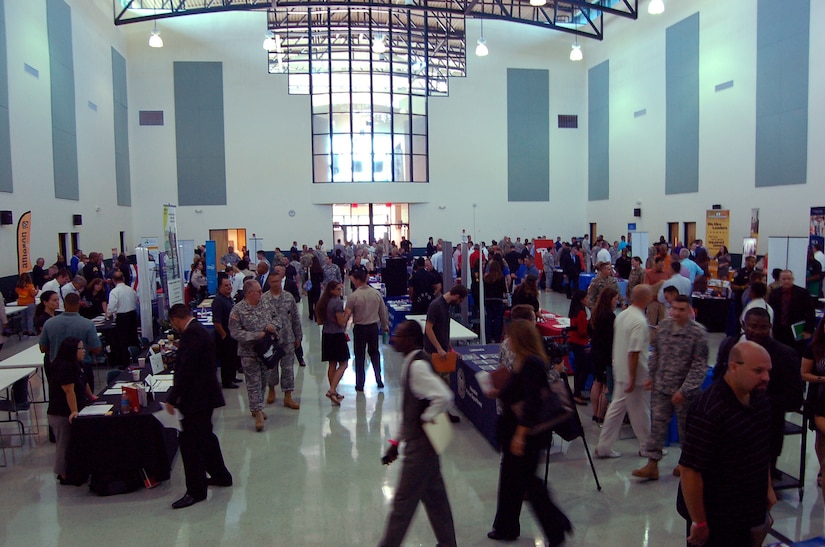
[422,412,453,455]
[791,321,806,342]
[432,352,457,373]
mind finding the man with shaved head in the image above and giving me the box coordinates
[678,341,776,546]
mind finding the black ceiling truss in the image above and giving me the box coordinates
[113,0,638,41]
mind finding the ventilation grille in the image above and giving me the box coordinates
[557,115,578,129]
[139,111,164,126]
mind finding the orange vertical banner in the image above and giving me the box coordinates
[17,210,32,274]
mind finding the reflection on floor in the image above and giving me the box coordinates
[0,289,822,546]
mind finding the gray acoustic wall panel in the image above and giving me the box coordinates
[665,13,700,195]
[47,0,78,200]
[507,68,549,202]
[112,48,130,206]
[0,0,11,193]
[173,61,227,206]
[755,0,809,187]
[588,60,609,201]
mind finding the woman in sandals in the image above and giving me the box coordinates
[316,281,350,405]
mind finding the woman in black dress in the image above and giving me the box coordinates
[511,274,540,313]
[307,256,324,321]
[33,290,60,334]
[316,281,350,405]
[80,278,108,319]
[47,337,88,483]
[488,319,572,545]
[589,287,618,423]
[483,259,508,343]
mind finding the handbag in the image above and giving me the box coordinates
[303,279,313,292]
[253,333,285,370]
[511,358,574,436]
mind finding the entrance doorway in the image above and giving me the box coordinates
[667,222,679,247]
[332,203,410,246]
[209,229,247,261]
[684,222,696,247]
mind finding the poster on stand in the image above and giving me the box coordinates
[811,207,825,250]
[139,237,160,263]
[162,205,184,307]
[17,211,32,275]
[135,246,155,338]
[205,241,217,295]
[706,210,730,254]
[750,209,760,239]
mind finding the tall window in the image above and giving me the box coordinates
[268,7,466,183]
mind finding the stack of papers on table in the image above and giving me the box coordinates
[150,377,175,392]
[78,404,113,416]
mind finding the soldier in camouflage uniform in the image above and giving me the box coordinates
[262,265,302,410]
[229,278,282,431]
[633,294,708,480]
[587,261,624,308]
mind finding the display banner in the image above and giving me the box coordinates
[705,210,730,253]
[205,240,217,295]
[139,237,160,263]
[17,211,32,274]
[750,208,760,239]
[162,205,184,306]
[811,206,825,250]
[135,246,155,338]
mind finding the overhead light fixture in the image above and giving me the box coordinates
[148,21,163,48]
[263,30,277,51]
[476,19,489,57]
[529,0,547,6]
[372,33,387,54]
[648,0,665,15]
[569,41,582,61]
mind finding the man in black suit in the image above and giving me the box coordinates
[767,270,816,356]
[166,304,232,509]
[560,243,582,299]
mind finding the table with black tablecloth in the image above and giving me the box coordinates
[692,296,730,333]
[451,344,501,451]
[66,368,178,494]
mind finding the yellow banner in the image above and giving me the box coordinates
[17,210,32,274]
[706,210,730,253]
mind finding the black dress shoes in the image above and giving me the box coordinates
[222,383,239,389]
[487,530,519,541]
[171,494,205,509]
[208,475,233,487]
[448,413,461,424]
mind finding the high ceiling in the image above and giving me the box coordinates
[114,0,640,41]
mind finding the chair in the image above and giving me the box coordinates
[127,346,140,364]
[139,337,151,349]
[106,370,121,385]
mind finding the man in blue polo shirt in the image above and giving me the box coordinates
[40,292,102,393]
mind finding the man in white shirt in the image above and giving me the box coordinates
[431,244,444,274]
[596,285,653,458]
[378,319,456,547]
[596,241,612,266]
[108,271,139,367]
[231,259,254,299]
[42,269,72,311]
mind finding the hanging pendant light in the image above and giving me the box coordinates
[476,19,489,57]
[372,33,387,54]
[529,0,547,6]
[263,30,277,51]
[148,21,163,48]
[648,0,665,15]
[569,40,582,61]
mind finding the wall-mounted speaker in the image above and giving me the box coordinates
[633,208,641,218]
[0,210,12,225]
[73,214,83,226]
[712,204,722,210]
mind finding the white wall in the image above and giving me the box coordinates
[585,0,825,256]
[0,0,132,278]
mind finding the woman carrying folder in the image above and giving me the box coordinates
[488,320,572,546]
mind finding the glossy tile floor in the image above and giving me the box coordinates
[1,290,823,547]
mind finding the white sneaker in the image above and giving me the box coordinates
[596,449,622,459]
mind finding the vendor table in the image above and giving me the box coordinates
[385,297,411,335]
[452,344,501,450]
[405,314,478,343]
[0,367,37,466]
[66,367,178,495]
[692,296,730,333]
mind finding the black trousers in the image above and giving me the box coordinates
[492,437,570,543]
[683,517,751,547]
[113,310,139,368]
[216,334,241,387]
[179,409,231,499]
[353,323,381,390]
[378,438,457,547]
[566,272,580,297]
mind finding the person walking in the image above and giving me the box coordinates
[315,281,350,405]
[345,268,389,391]
[377,320,457,547]
[487,319,573,545]
[166,304,232,509]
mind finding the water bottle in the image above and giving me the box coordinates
[121,391,130,414]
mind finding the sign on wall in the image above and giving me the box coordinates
[705,210,730,253]
[811,206,825,250]
[750,208,760,239]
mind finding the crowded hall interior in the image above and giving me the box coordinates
[2,0,825,545]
